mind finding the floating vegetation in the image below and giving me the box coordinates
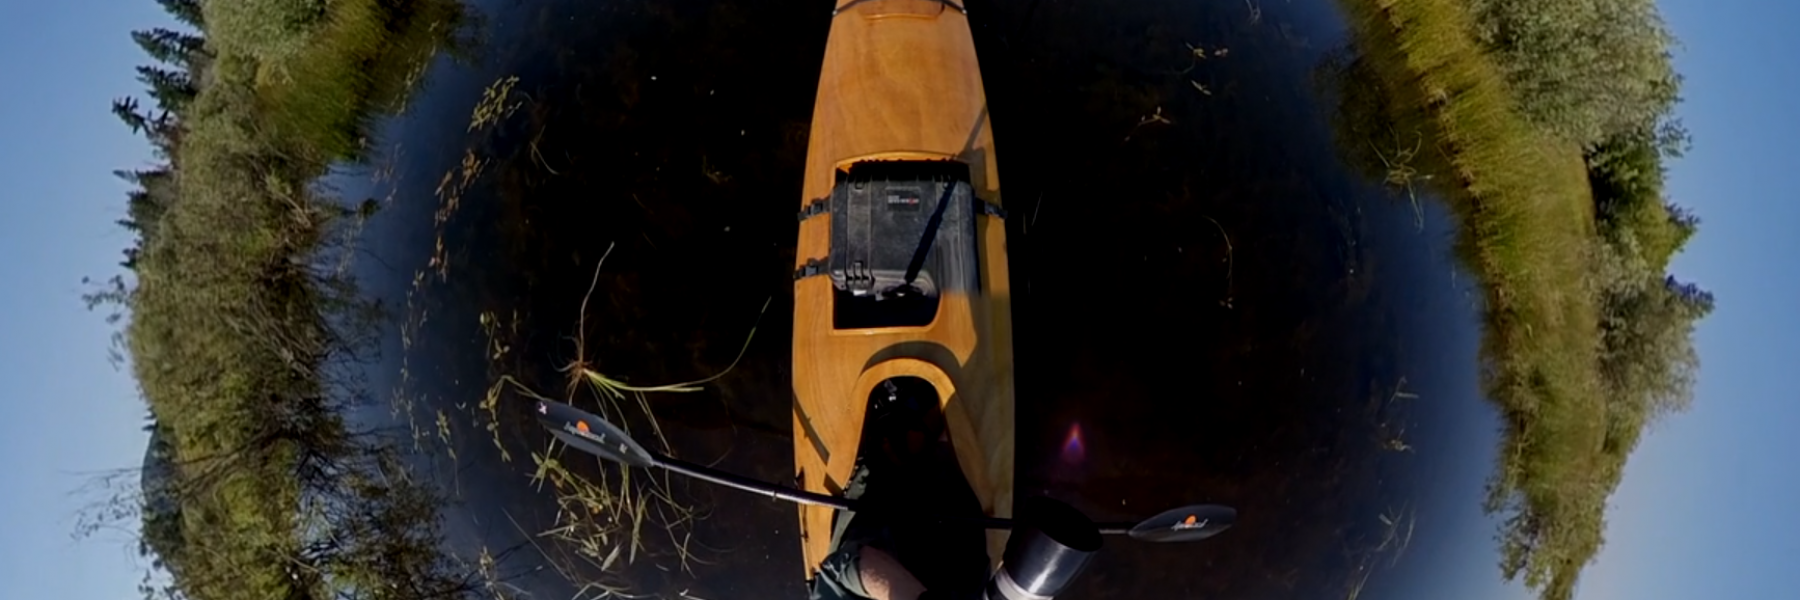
[1366,129,1430,231]
[471,75,523,132]
[1201,215,1235,309]
[1124,106,1174,142]
[1179,42,1230,74]
[1376,505,1418,564]
[464,243,770,596]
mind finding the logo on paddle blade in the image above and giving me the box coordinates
[1174,515,1208,531]
[564,420,606,445]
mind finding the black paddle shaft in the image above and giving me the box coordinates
[657,454,1160,533]
[656,454,860,511]
[537,400,1233,540]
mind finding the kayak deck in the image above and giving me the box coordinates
[791,0,1014,579]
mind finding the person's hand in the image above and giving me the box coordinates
[856,546,927,600]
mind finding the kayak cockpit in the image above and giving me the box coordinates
[808,160,981,329]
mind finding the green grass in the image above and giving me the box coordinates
[111,1,468,598]
[256,0,465,158]
[1334,0,1625,597]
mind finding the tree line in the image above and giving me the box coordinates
[1468,0,1714,436]
[86,0,481,599]
[1463,1,1711,597]
[1324,0,1712,598]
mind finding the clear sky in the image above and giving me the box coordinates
[0,0,1792,599]
[0,1,172,598]
[1577,0,1800,598]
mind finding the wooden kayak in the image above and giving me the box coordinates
[790,0,1014,580]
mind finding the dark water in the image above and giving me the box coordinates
[338,0,1528,598]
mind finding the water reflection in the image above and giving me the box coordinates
[339,0,1526,598]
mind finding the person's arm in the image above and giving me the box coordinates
[855,546,927,600]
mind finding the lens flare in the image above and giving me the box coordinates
[1060,422,1085,465]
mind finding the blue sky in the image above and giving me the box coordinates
[1577,0,1800,598]
[0,0,1791,599]
[0,1,171,598]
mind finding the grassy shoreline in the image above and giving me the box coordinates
[1334,0,1705,598]
[99,1,474,599]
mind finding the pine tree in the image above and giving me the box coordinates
[112,97,151,135]
[135,66,196,112]
[155,0,205,28]
[131,28,207,66]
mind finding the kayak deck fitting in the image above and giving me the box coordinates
[790,0,1015,580]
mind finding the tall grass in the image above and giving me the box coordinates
[1334,0,1618,597]
[257,0,465,158]
[467,249,772,596]
[1341,0,1602,417]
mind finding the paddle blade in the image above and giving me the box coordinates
[535,400,658,469]
[1128,504,1237,543]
